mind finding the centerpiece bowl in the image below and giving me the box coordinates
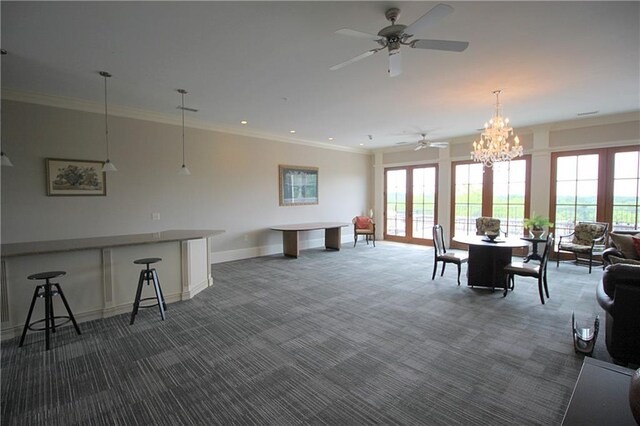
[485,231,499,241]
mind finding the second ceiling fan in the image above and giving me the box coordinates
[330,3,469,77]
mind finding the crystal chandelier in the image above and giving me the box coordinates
[471,90,522,168]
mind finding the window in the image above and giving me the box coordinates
[385,169,407,237]
[553,153,600,236]
[611,150,640,230]
[384,165,438,243]
[412,167,437,239]
[550,145,640,235]
[453,162,484,237]
[451,157,530,238]
[492,160,528,236]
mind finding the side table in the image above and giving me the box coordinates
[521,235,547,263]
[562,357,636,425]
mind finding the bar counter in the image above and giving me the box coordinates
[1,229,224,340]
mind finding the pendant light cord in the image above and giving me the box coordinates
[181,91,186,166]
[103,73,110,160]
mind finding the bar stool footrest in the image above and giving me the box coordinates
[27,316,72,331]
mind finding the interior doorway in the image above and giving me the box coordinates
[384,165,438,244]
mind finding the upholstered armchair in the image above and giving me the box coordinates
[353,216,375,247]
[596,263,640,365]
[556,221,608,273]
[475,217,505,236]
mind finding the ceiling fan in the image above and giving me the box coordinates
[409,133,449,151]
[330,3,469,77]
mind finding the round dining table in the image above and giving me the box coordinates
[452,235,530,290]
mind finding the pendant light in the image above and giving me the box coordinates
[177,89,191,175]
[1,50,10,167]
[99,71,117,172]
[1,152,14,167]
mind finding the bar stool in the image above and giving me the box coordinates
[19,271,81,350]
[130,258,166,325]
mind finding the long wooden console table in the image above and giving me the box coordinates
[270,222,349,258]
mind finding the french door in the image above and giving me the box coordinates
[384,165,438,244]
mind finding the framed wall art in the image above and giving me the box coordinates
[46,158,106,196]
[279,165,318,206]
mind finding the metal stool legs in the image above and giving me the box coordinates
[19,276,81,350]
[130,263,166,325]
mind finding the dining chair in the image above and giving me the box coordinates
[432,225,468,285]
[504,234,554,304]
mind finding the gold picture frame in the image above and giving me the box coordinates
[46,158,106,196]
[279,165,318,206]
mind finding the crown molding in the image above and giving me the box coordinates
[1,88,370,155]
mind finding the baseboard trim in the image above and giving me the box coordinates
[181,278,209,300]
[211,235,354,264]
[0,292,183,341]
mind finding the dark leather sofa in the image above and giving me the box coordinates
[596,263,640,365]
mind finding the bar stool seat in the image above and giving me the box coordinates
[19,270,81,350]
[130,257,166,325]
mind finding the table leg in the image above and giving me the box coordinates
[282,231,299,258]
[523,241,543,263]
[325,227,341,251]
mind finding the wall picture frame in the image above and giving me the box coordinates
[279,165,318,206]
[46,158,107,196]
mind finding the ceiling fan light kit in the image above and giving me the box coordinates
[412,133,449,151]
[471,90,522,168]
[330,3,468,77]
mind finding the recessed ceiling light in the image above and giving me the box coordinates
[290,130,296,134]
[328,137,334,141]
[240,120,248,125]
[577,111,599,116]
[359,143,364,146]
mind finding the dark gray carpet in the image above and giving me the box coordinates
[1,242,611,425]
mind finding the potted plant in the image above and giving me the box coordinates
[524,213,553,238]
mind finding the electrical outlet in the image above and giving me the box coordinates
[152,213,160,221]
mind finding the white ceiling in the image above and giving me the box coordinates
[2,1,639,149]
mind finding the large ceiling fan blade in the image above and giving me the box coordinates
[330,48,380,71]
[411,39,469,52]
[428,141,449,148]
[335,28,384,42]
[388,49,402,77]
[404,3,454,37]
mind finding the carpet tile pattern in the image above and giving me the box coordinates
[1,242,610,425]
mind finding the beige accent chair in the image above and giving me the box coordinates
[475,217,505,236]
[556,221,608,273]
[353,216,375,247]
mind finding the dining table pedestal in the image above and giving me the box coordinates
[453,235,530,291]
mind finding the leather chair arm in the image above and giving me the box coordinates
[602,263,640,297]
[597,282,613,313]
[603,248,625,265]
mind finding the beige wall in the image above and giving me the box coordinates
[550,120,640,148]
[1,100,372,258]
